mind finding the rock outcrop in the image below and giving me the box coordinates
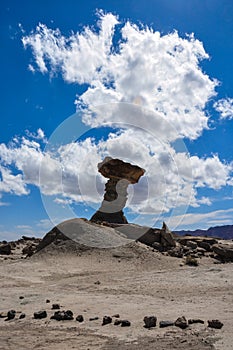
[90,157,145,224]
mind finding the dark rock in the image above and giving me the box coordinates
[76,315,84,322]
[188,319,204,325]
[50,310,73,321]
[94,281,101,285]
[0,243,11,255]
[46,299,50,303]
[102,316,112,325]
[19,296,24,299]
[143,316,157,328]
[52,303,60,310]
[159,320,174,328]
[19,313,26,319]
[186,241,198,250]
[121,320,131,327]
[175,316,188,329]
[138,229,161,247]
[212,244,233,261]
[198,241,212,252]
[112,314,120,318]
[151,241,163,252]
[34,310,47,319]
[89,317,99,321]
[208,320,223,329]
[22,244,35,257]
[6,310,16,320]
[114,319,122,325]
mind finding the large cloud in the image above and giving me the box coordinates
[0,11,232,227]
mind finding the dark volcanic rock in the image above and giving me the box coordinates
[208,319,223,329]
[212,244,233,261]
[76,315,84,322]
[121,320,131,327]
[19,313,26,319]
[34,310,47,319]
[0,243,11,255]
[102,316,112,325]
[160,222,176,248]
[6,310,16,320]
[89,317,99,321]
[159,320,174,328]
[175,316,188,329]
[22,244,36,256]
[52,303,60,310]
[143,316,157,328]
[114,319,122,325]
[188,319,204,325]
[51,310,74,321]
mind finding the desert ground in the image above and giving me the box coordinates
[0,224,232,350]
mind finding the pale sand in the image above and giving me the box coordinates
[0,242,232,349]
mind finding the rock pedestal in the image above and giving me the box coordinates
[90,157,145,224]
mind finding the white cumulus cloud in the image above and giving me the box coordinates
[214,98,233,119]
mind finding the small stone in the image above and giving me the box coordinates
[188,319,204,325]
[6,310,16,320]
[208,320,223,329]
[34,311,47,319]
[102,316,112,325]
[114,319,122,325]
[76,315,84,322]
[144,316,157,328]
[50,310,74,321]
[19,296,24,300]
[89,317,99,321]
[46,299,50,303]
[121,320,131,327]
[94,281,101,285]
[112,314,120,318]
[52,303,60,310]
[175,316,188,329]
[19,313,26,319]
[159,320,174,328]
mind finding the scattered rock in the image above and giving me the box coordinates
[52,303,60,310]
[112,314,120,318]
[175,316,188,329]
[186,241,198,250]
[121,320,131,327]
[198,241,212,252]
[5,310,16,320]
[89,317,99,321]
[76,315,84,322]
[212,244,233,262]
[185,255,199,266]
[94,280,101,285]
[114,319,122,325]
[188,319,204,325]
[143,316,157,328]
[19,296,24,300]
[102,316,112,325]
[50,310,73,321]
[159,320,174,328]
[208,319,224,329]
[0,243,11,255]
[19,313,26,319]
[22,244,35,257]
[34,311,47,319]
[46,299,50,303]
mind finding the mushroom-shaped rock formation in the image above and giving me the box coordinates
[90,157,145,224]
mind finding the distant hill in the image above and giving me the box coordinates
[174,225,233,240]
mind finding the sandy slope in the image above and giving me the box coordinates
[0,243,232,349]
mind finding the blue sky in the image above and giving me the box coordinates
[1,0,233,239]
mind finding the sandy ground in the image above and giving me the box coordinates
[0,243,232,349]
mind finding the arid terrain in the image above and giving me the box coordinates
[0,220,232,350]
